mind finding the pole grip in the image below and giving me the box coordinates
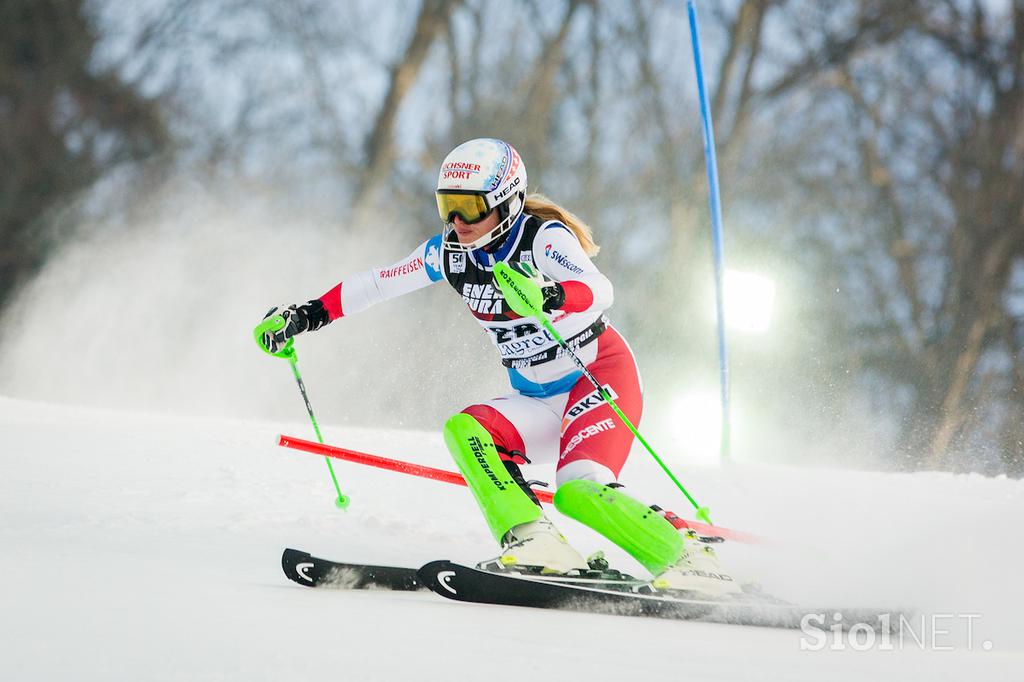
[253,314,296,359]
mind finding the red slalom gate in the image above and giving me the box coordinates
[277,434,763,544]
[279,433,554,504]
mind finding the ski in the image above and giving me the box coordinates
[281,548,425,591]
[416,560,904,630]
[281,549,905,630]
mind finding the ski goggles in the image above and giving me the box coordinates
[435,190,492,224]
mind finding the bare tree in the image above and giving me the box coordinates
[770,0,1024,471]
[0,0,167,310]
[349,0,460,226]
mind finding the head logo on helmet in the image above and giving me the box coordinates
[435,138,528,252]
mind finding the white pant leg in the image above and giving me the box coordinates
[478,392,566,466]
[555,459,618,486]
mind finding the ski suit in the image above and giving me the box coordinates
[317,213,642,486]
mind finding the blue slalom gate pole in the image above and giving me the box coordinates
[687,0,731,462]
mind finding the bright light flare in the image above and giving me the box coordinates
[720,269,776,334]
[668,392,723,464]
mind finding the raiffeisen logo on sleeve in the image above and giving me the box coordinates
[544,243,584,274]
[378,257,423,279]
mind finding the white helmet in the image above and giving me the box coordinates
[435,138,527,251]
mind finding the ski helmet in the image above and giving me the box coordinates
[435,138,527,251]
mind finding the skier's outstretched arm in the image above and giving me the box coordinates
[258,235,443,353]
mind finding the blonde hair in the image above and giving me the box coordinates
[524,193,599,257]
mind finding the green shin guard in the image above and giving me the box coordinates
[443,413,542,543]
[554,480,683,575]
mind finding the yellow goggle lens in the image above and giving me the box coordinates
[436,192,490,223]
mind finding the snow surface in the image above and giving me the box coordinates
[2,395,1022,681]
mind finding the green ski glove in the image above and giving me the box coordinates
[493,261,565,318]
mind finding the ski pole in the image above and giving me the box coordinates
[254,316,350,509]
[493,262,713,525]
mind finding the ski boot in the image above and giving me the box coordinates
[443,413,587,575]
[479,514,589,575]
[554,479,742,598]
[651,528,742,597]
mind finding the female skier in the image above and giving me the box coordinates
[257,138,739,596]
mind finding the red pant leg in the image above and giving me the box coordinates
[557,326,643,480]
[461,403,529,464]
